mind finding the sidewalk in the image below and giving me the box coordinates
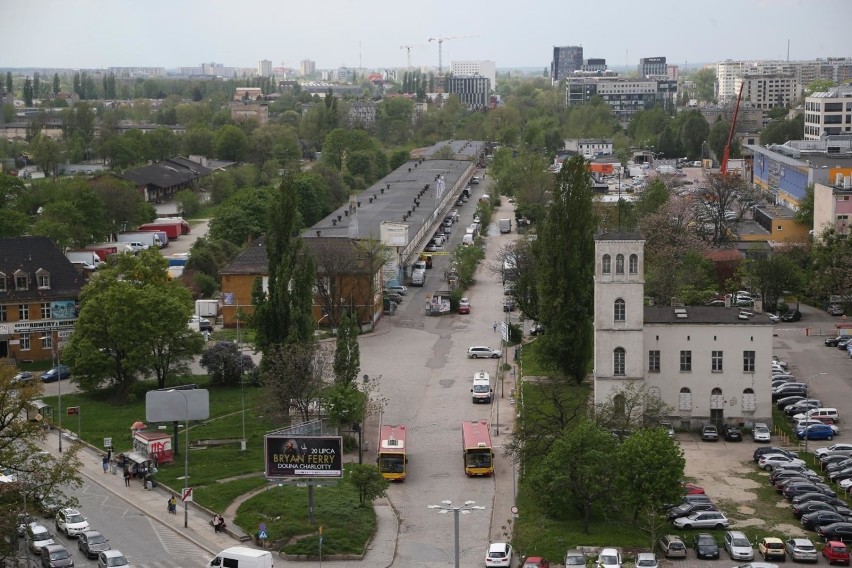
[43,430,399,566]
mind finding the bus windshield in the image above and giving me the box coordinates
[465,449,492,469]
[378,455,405,474]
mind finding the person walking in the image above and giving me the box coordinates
[123,467,131,487]
[102,454,109,474]
[492,321,498,333]
[167,495,177,515]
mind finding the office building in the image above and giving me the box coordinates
[566,77,676,123]
[450,60,496,92]
[638,57,667,77]
[804,86,852,139]
[258,59,272,77]
[551,45,583,83]
[447,76,490,110]
[582,58,607,73]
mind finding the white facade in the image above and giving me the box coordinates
[804,86,852,139]
[594,234,774,429]
[258,59,272,77]
[565,138,613,156]
[735,74,802,110]
[451,60,496,92]
[717,58,852,101]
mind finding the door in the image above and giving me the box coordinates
[710,388,725,426]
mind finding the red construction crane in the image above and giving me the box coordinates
[720,81,744,176]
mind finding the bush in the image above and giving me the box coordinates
[199,341,256,385]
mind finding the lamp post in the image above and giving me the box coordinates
[236,308,246,452]
[170,389,191,528]
[803,372,827,454]
[427,500,484,568]
[41,331,62,453]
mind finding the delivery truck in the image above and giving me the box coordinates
[138,221,182,240]
[498,218,512,234]
[152,217,191,235]
[117,231,163,248]
[66,250,104,269]
[86,243,133,260]
[207,547,273,568]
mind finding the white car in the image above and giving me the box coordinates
[55,507,89,537]
[752,423,771,442]
[759,454,805,471]
[98,550,130,567]
[814,443,852,457]
[467,346,501,359]
[27,523,54,554]
[485,542,513,567]
[672,511,729,529]
[596,548,622,568]
[838,478,852,491]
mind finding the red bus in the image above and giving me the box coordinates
[377,424,408,481]
[461,420,494,477]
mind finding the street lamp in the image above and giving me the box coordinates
[169,389,191,528]
[41,331,62,453]
[236,308,246,452]
[803,372,827,454]
[427,500,485,568]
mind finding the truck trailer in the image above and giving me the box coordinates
[152,217,191,235]
[138,221,182,239]
[85,243,133,260]
[66,250,104,269]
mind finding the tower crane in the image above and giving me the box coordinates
[720,81,744,176]
[400,45,414,69]
[427,35,479,75]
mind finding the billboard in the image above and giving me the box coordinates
[265,435,343,478]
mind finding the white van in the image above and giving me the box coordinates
[462,234,474,246]
[806,408,839,422]
[208,546,273,568]
[471,371,492,403]
[411,269,425,286]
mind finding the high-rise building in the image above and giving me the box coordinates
[447,76,490,110]
[638,57,667,77]
[566,77,676,123]
[736,74,802,110]
[258,59,272,77]
[551,45,583,84]
[300,59,316,77]
[804,86,852,139]
[717,58,852,101]
[450,60,496,92]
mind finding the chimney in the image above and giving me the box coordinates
[332,219,337,226]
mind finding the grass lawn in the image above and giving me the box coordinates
[234,464,376,556]
[520,339,549,376]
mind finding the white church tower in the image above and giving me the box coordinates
[593,232,646,404]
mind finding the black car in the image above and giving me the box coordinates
[817,522,852,542]
[777,395,806,410]
[529,323,546,336]
[723,425,743,441]
[666,502,718,521]
[825,336,845,347]
[754,446,796,462]
[773,386,808,401]
[792,492,846,507]
[781,310,802,322]
[694,533,721,559]
[792,501,842,518]
[802,511,852,530]
[502,298,515,312]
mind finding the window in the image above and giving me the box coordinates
[678,387,692,411]
[615,254,624,274]
[36,270,50,289]
[648,386,661,400]
[743,350,755,372]
[680,350,692,372]
[614,298,625,322]
[710,387,724,410]
[602,254,611,274]
[19,304,29,320]
[629,254,638,274]
[711,350,723,372]
[613,347,626,376]
[20,333,30,351]
[648,350,660,372]
[0,272,5,292]
[41,334,53,350]
[0,305,5,322]
[41,303,51,320]
[742,388,756,412]
[15,272,28,290]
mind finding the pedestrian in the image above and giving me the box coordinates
[167,495,177,515]
[102,454,109,474]
[493,321,498,333]
[123,467,131,487]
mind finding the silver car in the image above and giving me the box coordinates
[673,511,729,530]
[785,538,818,562]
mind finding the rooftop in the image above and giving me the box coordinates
[644,305,774,325]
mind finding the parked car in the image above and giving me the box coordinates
[817,445,852,458]
[660,535,688,558]
[458,298,471,314]
[54,508,88,537]
[40,365,71,383]
[754,447,796,462]
[725,531,755,561]
[694,533,721,559]
[823,540,851,565]
[826,336,846,347]
[684,482,705,494]
[28,524,55,554]
[503,298,515,312]
[96,551,129,568]
[596,548,622,568]
[723,424,743,441]
[802,511,852,530]
[792,501,846,519]
[778,396,807,410]
[40,544,74,568]
[634,552,658,568]
[782,310,802,322]
[467,346,501,359]
[673,511,729,530]
[385,284,407,296]
[522,557,550,568]
[529,323,546,336]
[796,424,835,441]
[792,492,846,507]
[564,550,586,566]
[819,523,852,544]
[12,371,35,386]
[77,531,110,559]
[784,537,818,562]
[830,305,846,316]
[701,425,719,441]
[666,502,719,521]
[753,423,771,442]
[760,454,806,471]
[759,537,787,561]
[189,315,213,333]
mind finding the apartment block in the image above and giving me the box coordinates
[551,45,583,83]
[717,58,852,101]
[447,75,490,110]
[258,59,272,77]
[804,86,852,140]
[300,59,316,77]
[736,74,802,110]
[450,60,496,92]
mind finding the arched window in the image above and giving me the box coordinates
[710,387,724,410]
[742,388,756,412]
[615,254,624,274]
[614,298,626,322]
[602,254,611,274]
[678,387,692,411]
[629,254,638,274]
[613,393,626,418]
[613,347,626,376]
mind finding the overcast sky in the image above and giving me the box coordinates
[3,0,849,71]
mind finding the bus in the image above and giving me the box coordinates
[377,424,407,481]
[461,420,494,477]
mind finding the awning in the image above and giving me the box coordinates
[125,451,153,464]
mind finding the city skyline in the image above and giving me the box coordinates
[2,0,849,71]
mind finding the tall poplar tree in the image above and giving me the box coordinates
[534,155,597,383]
[333,311,360,386]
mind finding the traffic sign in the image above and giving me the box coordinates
[258,529,267,540]
[103,437,112,449]
[181,487,193,502]
[67,406,80,416]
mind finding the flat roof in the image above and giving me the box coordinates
[644,305,774,325]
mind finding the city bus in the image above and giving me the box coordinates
[461,420,494,477]
[377,424,407,481]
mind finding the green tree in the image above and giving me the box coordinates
[207,187,274,245]
[760,115,805,146]
[707,118,731,163]
[805,79,835,96]
[347,464,390,506]
[795,183,814,226]
[678,111,710,160]
[259,342,327,423]
[63,252,200,400]
[214,125,249,161]
[735,253,804,311]
[534,155,596,382]
[527,421,616,531]
[31,135,62,176]
[4,71,11,94]
[182,127,216,156]
[333,312,360,386]
[23,77,33,106]
[808,228,852,304]
[52,73,60,95]
[690,68,716,102]
[199,341,257,386]
[174,188,201,216]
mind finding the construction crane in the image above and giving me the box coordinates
[427,35,478,75]
[400,45,414,69]
[721,81,744,176]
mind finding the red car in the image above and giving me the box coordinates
[458,298,471,314]
[684,483,706,495]
[824,541,851,565]
[522,558,550,568]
